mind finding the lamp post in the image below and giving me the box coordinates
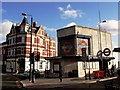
[82,48,87,80]
[88,56,91,80]
[98,10,103,70]
[22,13,35,83]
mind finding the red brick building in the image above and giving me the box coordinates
[1,16,56,73]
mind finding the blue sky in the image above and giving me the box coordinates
[1,2,118,48]
[1,2,119,64]
[2,2,117,27]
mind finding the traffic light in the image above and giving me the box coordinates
[35,52,40,61]
[31,53,34,64]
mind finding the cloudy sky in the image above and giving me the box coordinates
[1,2,118,48]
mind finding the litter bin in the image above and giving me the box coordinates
[93,70,104,79]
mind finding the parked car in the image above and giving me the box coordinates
[23,69,40,79]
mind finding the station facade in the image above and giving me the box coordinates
[46,25,114,78]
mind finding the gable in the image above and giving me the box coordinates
[36,25,44,35]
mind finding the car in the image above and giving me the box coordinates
[23,69,40,79]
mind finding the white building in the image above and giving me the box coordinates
[46,25,115,78]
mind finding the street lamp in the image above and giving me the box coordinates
[98,10,104,70]
[88,56,91,80]
[22,13,35,83]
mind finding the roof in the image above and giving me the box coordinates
[57,25,111,34]
[113,48,120,52]
[21,16,28,25]
[45,56,115,62]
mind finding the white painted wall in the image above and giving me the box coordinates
[25,58,50,72]
[78,61,99,78]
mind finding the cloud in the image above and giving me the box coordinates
[99,20,118,36]
[58,7,64,11]
[112,41,118,48]
[58,4,84,19]
[0,19,13,42]
[0,9,6,13]
[44,22,77,32]
[43,26,56,32]
[64,22,77,28]
[98,20,119,49]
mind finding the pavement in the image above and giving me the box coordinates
[2,73,119,89]
[20,76,118,88]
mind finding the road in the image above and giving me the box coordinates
[1,73,120,90]
[25,82,105,89]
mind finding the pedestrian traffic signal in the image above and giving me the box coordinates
[35,52,40,61]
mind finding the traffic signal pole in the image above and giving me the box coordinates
[88,56,91,80]
[22,13,35,83]
[82,48,87,80]
[30,16,33,82]
[32,53,35,83]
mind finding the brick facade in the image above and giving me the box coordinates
[1,17,56,73]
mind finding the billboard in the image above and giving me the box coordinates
[59,38,74,56]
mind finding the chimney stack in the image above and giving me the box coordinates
[33,21,37,27]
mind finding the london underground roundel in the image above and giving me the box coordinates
[79,40,88,50]
[97,50,102,57]
[103,48,111,56]
[62,41,73,54]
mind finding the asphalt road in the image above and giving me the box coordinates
[1,73,120,90]
[21,77,120,90]
[1,77,106,90]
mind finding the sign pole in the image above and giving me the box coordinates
[82,48,87,80]
[88,56,91,80]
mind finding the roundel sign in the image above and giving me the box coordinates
[97,50,102,57]
[62,41,72,54]
[103,48,111,56]
[79,40,88,50]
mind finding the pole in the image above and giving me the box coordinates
[29,17,32,81]
[98,10,102,51]
[32,55,35,83]
[88,56,91,80]
[98,10,103,70]
[21,13,35,83]
[83,61,87,80]
[37,35,38,70]
[82,48,87,80]
[30,17,35,83]
[15,31,17,72]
